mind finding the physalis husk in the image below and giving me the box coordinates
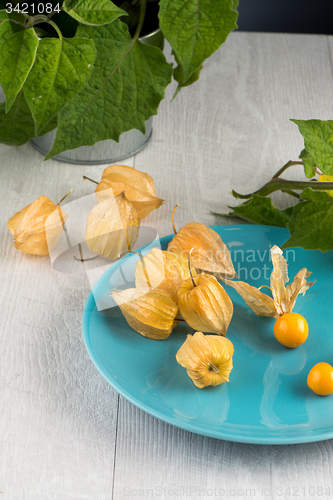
[111,288,179,340]
[225,245,314,318]
[95,165,164,219]
[135,248,197,301]
[168,222,237,280]
[85,191,139,259]
[178,272,233,336]
[176,331,234,388]
[7,195,67,256]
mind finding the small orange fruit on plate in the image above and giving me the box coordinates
[273,312,308,348]
[307,362,333,396]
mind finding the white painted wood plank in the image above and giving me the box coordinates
[0,139,137,499]
[112,32,333,498]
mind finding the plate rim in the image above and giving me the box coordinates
[82,224,333,445]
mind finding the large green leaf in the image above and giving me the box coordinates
[282,188,333,252]
[63,0,126,26]
[0,90,56,146]
[159,0,238,85]
[45,21,173,160]
[292,119,333,175]
[0,21,39,112]
[24,36,96,134]
[226,195,293,227]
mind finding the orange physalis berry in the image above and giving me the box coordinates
[273,312,308,348]
[307,363,333,396]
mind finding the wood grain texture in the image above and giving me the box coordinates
[1,31,333,500]
[0,154,135,498]
[112,33,333,500]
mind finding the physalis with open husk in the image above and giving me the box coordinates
[176,331,234,388]
[135,248,197,301]
[85,191,139,259]
[168,207,237,280]
[7,195,68,256]
[111,288,179,340]
[177,250,233,336]
[225,245,314,318]
[95,164,164,219]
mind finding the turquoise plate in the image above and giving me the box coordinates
[82,225,333,445]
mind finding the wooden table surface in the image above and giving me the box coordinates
[2,32,333,500]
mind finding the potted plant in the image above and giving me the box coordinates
[0,0,238,162]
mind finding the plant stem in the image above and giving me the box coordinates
[83,175,98,184]
[208,363,219,373]
[33,16,63,39]
[132,0,146,42]
[272,160,303,179]
[57,187,73,205]
[232,178,333,199]
[281,189,301,199]
[172,204,179,235]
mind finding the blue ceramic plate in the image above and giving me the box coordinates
[82,225,333,445]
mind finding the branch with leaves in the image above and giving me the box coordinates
[0,0,238,158]
[214,119,333,252]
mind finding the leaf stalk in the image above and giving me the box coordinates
[232,179,333,200]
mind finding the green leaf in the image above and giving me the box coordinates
[299,148,316,178]
[282,188,333,252]
[0,21,39,112]
[37,115,58,136]
[63,0,126,26]
[172,47,202,98]
[0,90,56,146]
[45,21,173,160]
[159,0,238,84]
[227,195,293,227]
[0,9,25,23]
[24,35,96,134]
[292,119,333,175]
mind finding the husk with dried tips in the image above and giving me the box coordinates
[168,222,237,280]
[111,288,179,340]
[7,196,67,256]
[135,248,197,300]
[85,192,139,259]
[225,245,314,317]
[177,273,233,336]
[176,331,234,388]
[95,165,164,219]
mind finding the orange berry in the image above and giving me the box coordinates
[273,312,308,348]
[307,363,333,396]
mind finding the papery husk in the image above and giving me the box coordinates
[7,196,67,256]
[225,245,314,318]
[270,245,314,315]
[286,268,313,313]
[85,192,140,259]
[176,331,234,388]
[224,279,279,318]
[177,273,233,336]
[168,222,237,280]
[111,288,179,340]
[95,165,164,219]
[135,248,197,300]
